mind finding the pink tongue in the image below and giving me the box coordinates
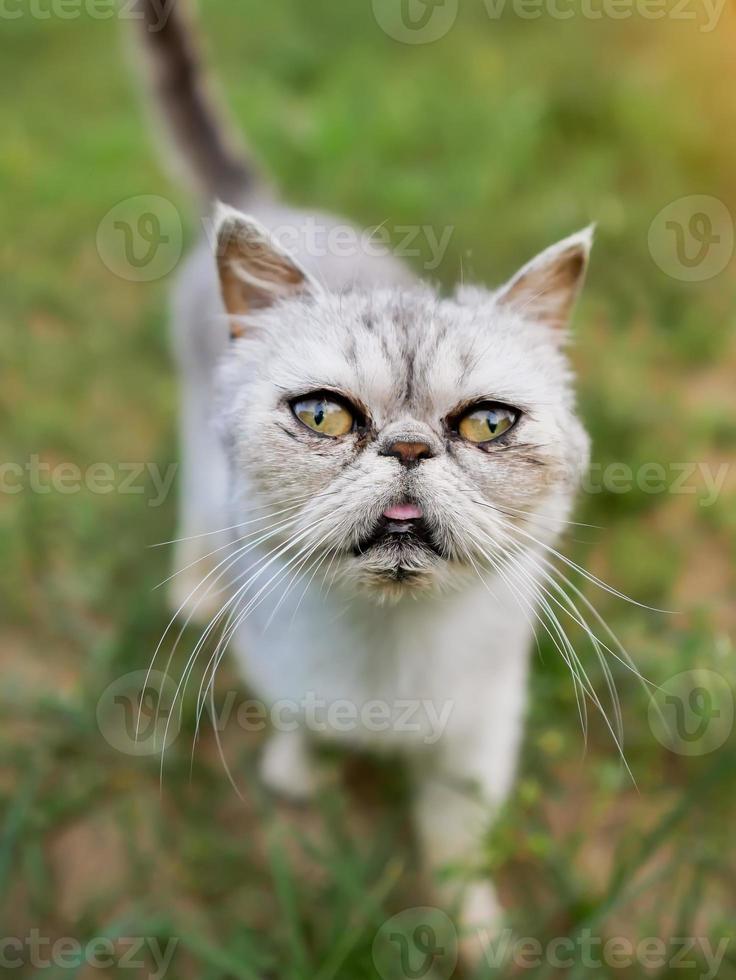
[383,503,423,521]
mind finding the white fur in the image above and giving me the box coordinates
[168,195,591,955]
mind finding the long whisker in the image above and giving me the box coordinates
[163,516,332,777]
[527,551,663,697]
[469,520,639,780]
[488,543,633,779]
[491,538,622,746]
[140,512,310,741]
[263,535,331,632]
[191,529,334,757]
[148,501,304,550]
[153,508,312,591]
[487,511,660,691]
[318,539,343,601]
[290,546,335,626]
[147,488,338,548]
[477,502,673,613]
[456,490,603,532]
[466,532,590,743]
[481,500,603,531]
[140,526,288,742]
[190,538,331,773]
[209,679,246,802]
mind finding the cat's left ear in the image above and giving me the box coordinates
[213,203,318,338]
[495,226,594,332]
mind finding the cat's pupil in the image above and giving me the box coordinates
[486,412,498,433]
[314,403,325,427]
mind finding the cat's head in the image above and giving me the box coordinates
[213,206,592,601]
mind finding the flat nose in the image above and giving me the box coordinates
[381,439,434,467]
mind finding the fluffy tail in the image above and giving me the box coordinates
[132,0,256,203]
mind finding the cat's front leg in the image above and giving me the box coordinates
[411,776,501,967]
[260,727,321,802]
[411,730,521,968]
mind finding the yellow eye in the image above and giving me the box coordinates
[457,404,517,444]
[292,396,354,437]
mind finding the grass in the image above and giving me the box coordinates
[1,0,735,977]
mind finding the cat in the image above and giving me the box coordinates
[134,0,592,958]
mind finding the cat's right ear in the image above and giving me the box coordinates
[213,203,316,338]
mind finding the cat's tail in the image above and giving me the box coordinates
[131,0,259,204]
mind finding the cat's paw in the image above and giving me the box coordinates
[260,730,321,802]
[456,881,504,971]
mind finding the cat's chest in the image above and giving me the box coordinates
[234,571,525,710]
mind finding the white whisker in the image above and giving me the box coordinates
[168,516,332,772]
[153,509,310,591]
[467,531,590,743]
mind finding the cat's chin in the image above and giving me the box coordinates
[352,565,443,602]
[343,546,451,602]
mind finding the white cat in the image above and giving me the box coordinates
[136,0,592,955]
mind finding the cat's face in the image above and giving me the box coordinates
[215,208,591,600]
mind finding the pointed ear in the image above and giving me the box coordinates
[213,203,316,338]
[495,226,594,331]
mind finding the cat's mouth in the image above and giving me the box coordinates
[353,508,442,564]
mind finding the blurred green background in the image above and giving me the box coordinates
[1,0,735,976]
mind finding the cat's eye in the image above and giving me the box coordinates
[457,403,518,444]
[292,395,355,437]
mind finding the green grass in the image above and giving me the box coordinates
[1,1,735,977]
